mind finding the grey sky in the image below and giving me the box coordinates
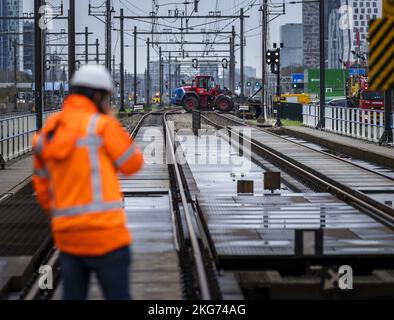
[24,0,303,78]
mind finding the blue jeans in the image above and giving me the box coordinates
[59,246,131,300]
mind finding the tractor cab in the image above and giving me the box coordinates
[194,75,217,91]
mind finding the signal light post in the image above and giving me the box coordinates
[319,0,325,130]
[266,43,283,127]
[68,0,76,80]
[34,0,44,129]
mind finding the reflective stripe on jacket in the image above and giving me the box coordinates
[32,94,144,256]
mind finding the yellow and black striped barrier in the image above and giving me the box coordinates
[383,0,394,16]
[368,17,394,91]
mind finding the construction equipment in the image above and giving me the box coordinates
[151,93,161,104]
[346,76,384,110]
[171,75,235,112]
[278,93,312,105]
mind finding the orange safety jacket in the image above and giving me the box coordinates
[32,94,144,256]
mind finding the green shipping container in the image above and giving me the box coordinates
[306,69,349,98]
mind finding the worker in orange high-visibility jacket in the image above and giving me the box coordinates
[32,65,144,300]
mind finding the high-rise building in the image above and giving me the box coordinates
[0,1,7,71]
[0,0,23,72]
[302,0,320,68]
[327,0,343,69]
[328,8,343,69]
[303,0,342,68]
[303,0,382,68]
[23,21,34,75]
[280,23,303,67]
[341,0,382,65]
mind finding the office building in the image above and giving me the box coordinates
[341,0,382,65]
[23,21,33,74]
[0,0,23,72]
[302,0,320,68]
[280,23,303,67]
[303,0,382,68]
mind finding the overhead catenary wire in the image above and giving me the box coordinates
[111,0,259,93]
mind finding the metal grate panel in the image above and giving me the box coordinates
[197,194,394,270]
[0,190,51,256]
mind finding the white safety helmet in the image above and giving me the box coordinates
[70,64,114,93]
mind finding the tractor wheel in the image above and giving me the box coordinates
[183,95,199,112]
[216,96,234,112]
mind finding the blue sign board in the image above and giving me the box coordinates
[349,68,366,76]
[291,73,304,84]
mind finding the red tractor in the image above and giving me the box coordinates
[171,75,235,112]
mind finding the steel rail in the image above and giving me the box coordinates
[129,109,211,299]
[24,250,60,300]
[23,110,163,300]
[129,109,171,139]
[129,111,157,139]
[201,113,394,229]
[214,112,394,182]
[164,111,211,300]
[129,107,183,138]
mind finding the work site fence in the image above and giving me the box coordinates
[303,104,393,143]
[0,111,59,163]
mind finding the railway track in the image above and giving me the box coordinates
[20,112,156,300]
[163,111,214,300]
[201,112,394,229]
[124,110,217,299]
[12,109,394,299]
[48,109,215,300]
[169,112,394,297]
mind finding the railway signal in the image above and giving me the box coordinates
[266,50,272,65]
[273,49,280,66]
[266,48,281,74]
[266,43,283,127]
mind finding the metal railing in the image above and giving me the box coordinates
[303,104,393,143]
[0,111,59,162]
